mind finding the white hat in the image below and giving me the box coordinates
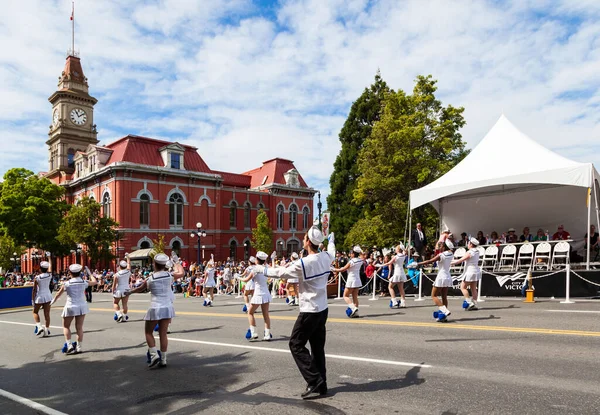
[256,251,268,261]
[119,260,128,268]
[69,264,83,273]
[469,237,479,246]
[40,261,50,269]
[291,252,299,260]
[412,252,420,257]
[445,240,454,250]
[166,260,174,268]
[248,256,256,264]
[353,245,363,254]
[154,253,169,265]
[308,226,325,245]
[508,228,516,232]
[397,243,405,251]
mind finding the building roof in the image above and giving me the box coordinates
[61,56,86,84]
[243,158,308,188]
[211,170,252,187]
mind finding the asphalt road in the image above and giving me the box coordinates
[1,292,600,415]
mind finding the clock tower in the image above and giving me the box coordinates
[46,53,98,179]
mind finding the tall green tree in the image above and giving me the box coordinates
[57,196,119,268]
[0,235,20,273]
[0,168,69,250]
[327,71,391,249]
[353,75,468,244]
[251,209,273,253]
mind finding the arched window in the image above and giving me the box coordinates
[229,240,237,260]
[289,204,298,230]
[302,206,310,230]
[244,202,251,228]
[102,192,111,218]
[140,194,150,226]
[172,240,181,255]
[169,193,184,226]
[287,240,300,255]
[229,201,237,228]
[257,202,265,211]
[277,205,284,230]
[67,148,75,169]
[140,241,150,249]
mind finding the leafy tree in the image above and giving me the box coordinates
[327,71,391,249]
[150,234,166,259]
[353,75,468,244]
[0,235,20,273]
[251,209,273,253]
[57,197,119,268]
[344,216,394,249]
[0,168,69,250]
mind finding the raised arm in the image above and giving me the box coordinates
[326,232,336,258]
[417,254,441,267]
[451,252,471,266]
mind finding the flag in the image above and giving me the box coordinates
[70,2,74,20]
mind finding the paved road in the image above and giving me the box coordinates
[1,293,600,414]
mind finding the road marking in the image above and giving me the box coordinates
[0,321,63,330]
[161,336,432,368]
[547,310,600,314]
[0,388,68,415]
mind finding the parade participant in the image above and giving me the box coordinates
[411,239,454,322]
[242,251,273,341]
[452,237,481,311]
[222,265,233,294]
[203,255,216,307]
[286,252,300,306]
[332,245,364,318]
[407,252,420,288]
[242,257,256,313]
[266,228,335,399]
[126,253,184,368]
[380,244,407,308]
[32,255,53,337]
[50,264,98,354]
[112,256,132,322]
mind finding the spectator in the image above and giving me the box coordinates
[533,228,547,241]
[457,232,468,247]
[552,225,571,241]
[488,231,500,244]
[506,228,519,243]
[584,224,599,258]
[520,227,533,242]
[476,231,487,246]
[412,222,427,257]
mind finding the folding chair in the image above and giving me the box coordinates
[482,246,498,271]
[551,241,570,269]
[497,244,517,271]
[451,247,467,273]
[476,246,485,267]
[533,242,551,271]
[517,243,534,270]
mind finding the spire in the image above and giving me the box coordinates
[68,1,78,58]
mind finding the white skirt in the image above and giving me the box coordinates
[34,293,52,304]
[144,306,175,321]
[346,276,362,289]
[389,268,407,283]
[204,279,216,288]
[434,273,453,288]
[113,289,129,298]
[462,269,481,282]
[245,280,255,291]
[250,292,272,305]
[62,303,89,317]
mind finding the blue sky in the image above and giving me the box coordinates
[1,0,600,212]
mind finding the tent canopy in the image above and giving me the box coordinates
[409,115,600,241]
[127,248,155,260]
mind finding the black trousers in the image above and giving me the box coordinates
[85,286,92,302]
[289,308,328,386]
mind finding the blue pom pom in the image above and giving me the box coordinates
[433,311,439,319]
[437,313,446,321]
[285,297,290,304]
[389,300,394,308]
[462,300,469,309]
[125,315,129,321]
[203,299,208,307]
[34,326,38,334]
[114,313,118,321]
[154,324,159,332]
[242,304,247,313]
[245,329,251,339]
[346,307,353,317]
[61,342,68,354]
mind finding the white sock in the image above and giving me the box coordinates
[36,323,42,329]
[149,346,157,354]
[288,296,293,302]
[160,351,167,361]
[264,328,271,336]
[250,325,256,335]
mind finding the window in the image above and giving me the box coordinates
[257,202,265,211]
[169,193,184,226]
[244,202,251,228]
[172,240,181,255]
[140,241,150,249]
[244,241,250,260]
[67,148,75,169]
[229,201,237,228]
[140,194,150,226]
[229,241,237,260]
[289,204,298,230]
[303,206,310,230]
[277,205,284,230]
[102,193,111,218]
[170,153,181,169]
[287,240,300,255]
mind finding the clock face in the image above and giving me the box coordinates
[53,110,59,125]
[70,108,87,126]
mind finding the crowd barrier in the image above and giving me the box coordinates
[0,286,33,310]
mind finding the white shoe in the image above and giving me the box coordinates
[351,307,359,318]
[35,325,44,336]
[43,327,50,337]
[75,343,82,354]
[467,303,477,311]
[117,314,123,323]
[66,343,76,355]
[148,351,161,368]
[263,332,272,341]
[399,300,406,308]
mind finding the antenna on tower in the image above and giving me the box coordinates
[67,0,79,57]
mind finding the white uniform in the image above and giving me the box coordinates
[389,254,407,283]
[222,268,231,282]
[434,251,454,288]
[61,278,89,317]
[112,269,131,298]
[34,273,53,304]
[144,271,175,321]
[250,266,272,305]
[462,249,481,282]
[345,258,364,288]
[287,261,299,284]
[204,268,216,288]
[245,266,255,291]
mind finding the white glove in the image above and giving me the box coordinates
[328,232,335,244]
[270,251,277,259]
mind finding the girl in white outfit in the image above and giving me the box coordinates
[242,257,256,313]
[112,256,132,322]
[51,264,98,354]
[126,253,184,368]
[380,245,407,308]
[242,251,273,341]
[32,257,53,337]
[452,237,481,310]
[286,252,300,306]
[203,255,216,307]
[333,246,364,318]
[413,240,454,321]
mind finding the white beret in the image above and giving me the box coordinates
[256,251,268,261]
[445,240,455,250]
[469,237,479,246]
[308,226,324,245]
[40,261,50,268]
[69,264,83,273]
[398,243,405,251]
[154,253,169,264]
[248,256,256,264]
[353,245,363,254]
[291,252,299,260]
[119,260,128,268]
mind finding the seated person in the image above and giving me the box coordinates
[476,231,487,246]
[533,228,547,241]
[506,228,519,243]
[457,232,468,247]
[520,227,533,242]
[488,231,501,244]
[552,225,571,241]
[584,224,599,254]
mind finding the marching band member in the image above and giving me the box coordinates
[126,253,184,368]
[380,244,407,308]
[242,257,256,313]
[452,237,481,310]
[50,264,98,354]
[32,254,53,337]
[286,252,300,306]
[412,239,454,322]
[203,255,216,307]
[266,227,335,399]
[112,256,131,322]
[242,251,272,341]
[332,245,363,318]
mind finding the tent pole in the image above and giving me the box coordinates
[407,204,412,254]
[594,177,600,237]
[587,186,591,270]
[404,202,410,247]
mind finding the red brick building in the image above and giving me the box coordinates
[22,54,316,272]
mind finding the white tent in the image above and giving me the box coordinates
[409,115,600,268]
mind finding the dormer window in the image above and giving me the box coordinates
[170,153,181,169]
[283,169,300,187]
[159,143,185,170]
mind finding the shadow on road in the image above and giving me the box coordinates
[325,365,425,397]
[449,314,501,323]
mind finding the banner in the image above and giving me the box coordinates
[321,212,330,238]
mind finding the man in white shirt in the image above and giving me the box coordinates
[266,227,335,399]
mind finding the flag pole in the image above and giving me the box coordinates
[71,1,75,56]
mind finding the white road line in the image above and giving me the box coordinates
[0,388,68,415]
[162,336,432,368]
[547,310,600,314]
[0,321,63,330]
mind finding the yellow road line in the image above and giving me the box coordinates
[90,307,600,337]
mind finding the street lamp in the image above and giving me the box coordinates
[317,191,323,230]
[70,244,83,264]
[190,222,207,265]
[278,240,284,258]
